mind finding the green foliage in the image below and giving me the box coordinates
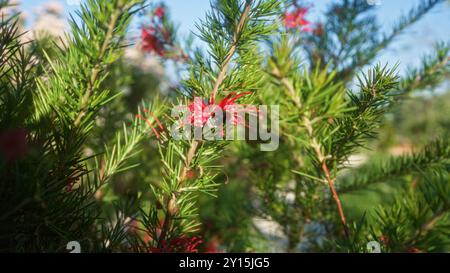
[304,0,446,81]
[338,139,450,193]
[223,0,450,252]
[0,0,148,252]
[339,163,449,253]
[331,64,399,166]
[400,42,450,95]
[0,0,449,253]
[381,90,450,147]
[137,0,283,252]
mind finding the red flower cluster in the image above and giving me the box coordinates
[140,5,171,56]
[284,6,312,32]
[0,128,28,163]
[141,26,166,56]
[187,92,253,128]
[154,6,165,19]
[150,236,202,253]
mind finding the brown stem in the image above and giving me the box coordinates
[321,161,349,238]
[178,1,252,182]
[210,0,252,102]
[156,137,200,249]
[156,1,253,248]
[157,139,199,249]
[309,117,349,238]
[402,56,449,95]
[422,210,446,233]
[179,139,199,183]
[74,1,126,126]
[270,65,303,109]
[278,69,350,238]
[280,77,302,108]
[406,208,448,248]
[415,209,447,241]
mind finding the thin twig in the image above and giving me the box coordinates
[321,161,350,238]
[210,0,252,102]
[157,0,254,247]
[305,116,350,238]
[74,1,126,126]
[276,68,350,238]
[406,208,448,247]
[179,139,200,182]
[178,0,253,183]
[271,68,302,108]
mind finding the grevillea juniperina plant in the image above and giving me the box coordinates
[0,0,449,253]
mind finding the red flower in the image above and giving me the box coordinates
[204,237,221,253]
[154,6,165,19]
[150,236,202,253]
[284,7,312,32]
[380,235,390,247]
[215,92,253,126]
[187,97,210,127]
[187,92,252,128]
[0,128,28,163]
[141,27,165,56]
[186,169,197,180]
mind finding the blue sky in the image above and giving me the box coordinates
[20,0,450,75]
